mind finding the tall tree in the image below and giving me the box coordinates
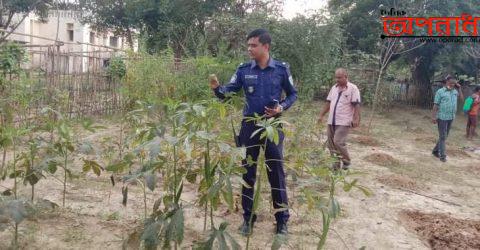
[79,0,138,49]
[329,0,480,107]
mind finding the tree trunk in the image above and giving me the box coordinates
[173,42,183,70]
[412,59,432,108]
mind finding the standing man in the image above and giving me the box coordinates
[466,86,480,140]
[432,75,464,162]
[209,29,297,236]
[317,68,361,170]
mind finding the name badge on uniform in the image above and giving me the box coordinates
[245,75,258,79]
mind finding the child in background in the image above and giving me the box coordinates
[466,86,480,140]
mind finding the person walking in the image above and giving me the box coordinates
[432,75,464,162]
[317,68,361,170]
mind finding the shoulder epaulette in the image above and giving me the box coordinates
[238,62,251,68]
[275,60,290,68]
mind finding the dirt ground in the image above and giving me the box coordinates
[1,103,479,249]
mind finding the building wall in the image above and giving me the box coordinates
[6,10,137,73]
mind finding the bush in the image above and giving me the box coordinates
[121,53,242,107]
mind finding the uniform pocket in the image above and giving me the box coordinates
[270,74,283,95]
[245,77,259,96]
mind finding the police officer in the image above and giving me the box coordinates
[209,29,297,236]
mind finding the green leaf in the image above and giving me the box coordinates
[106,160,129,173]
[250,127,264,139]
[355,185,372,197]
[145,173,156,191]
[272,129,279,145]
[78,142,95,155]
[9,170,23,178]
[153,198,162,212]
[46,159,58,174]
[25,168,41,186]
[82,159,103,176]
[239,178,252,189]
[0,199,34,224]
[225,232,241,250]
[266,126,274,141]
[222,177,234,211]
[185,169,198,184]
[141,219,161,249]
[271,234,288,250]
[66,143,75,153]
[166,207,184,244]
[174,181,183,204]
[218,231,228,250]
[196,131,216,141]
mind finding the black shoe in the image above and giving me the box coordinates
[440,157,447,162]
[342,162,351,170]
[432,151,440,158]
[276,223,288,235]
[238,220,254,236]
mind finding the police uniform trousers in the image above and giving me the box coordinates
[239,118,289,224]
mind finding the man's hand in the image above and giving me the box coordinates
[432,117,437,124]
[265,105,282,118]
[455,82,461,89]
[317,115,324,124]
[352,117,360,128]
[209,74,220,89]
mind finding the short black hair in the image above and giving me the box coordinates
[445,74,456,81]
[475,86,480,92]
[246,29,271,45]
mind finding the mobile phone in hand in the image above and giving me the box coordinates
[267,99,279,109]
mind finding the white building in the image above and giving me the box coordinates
[7,10,137,73]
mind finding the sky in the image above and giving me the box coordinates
[282,0,329,19]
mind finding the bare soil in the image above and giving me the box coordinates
[363,153,400,166]
[400,210,480,250]
[0,104,479,249]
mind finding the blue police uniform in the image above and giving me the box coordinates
[213,58,297,225]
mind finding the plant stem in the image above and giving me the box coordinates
[31,151,35,202]
[13,140,16,199]
[210,203,214,229]
[203,203,207,232]
[143,180,147,219]
[14,222,18,248]
[63,152,67,207]
[246,139,268,250]
[173,120,177,197]
[1,147,6,174]
[119,117,124,159]
[203,138,210,231]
